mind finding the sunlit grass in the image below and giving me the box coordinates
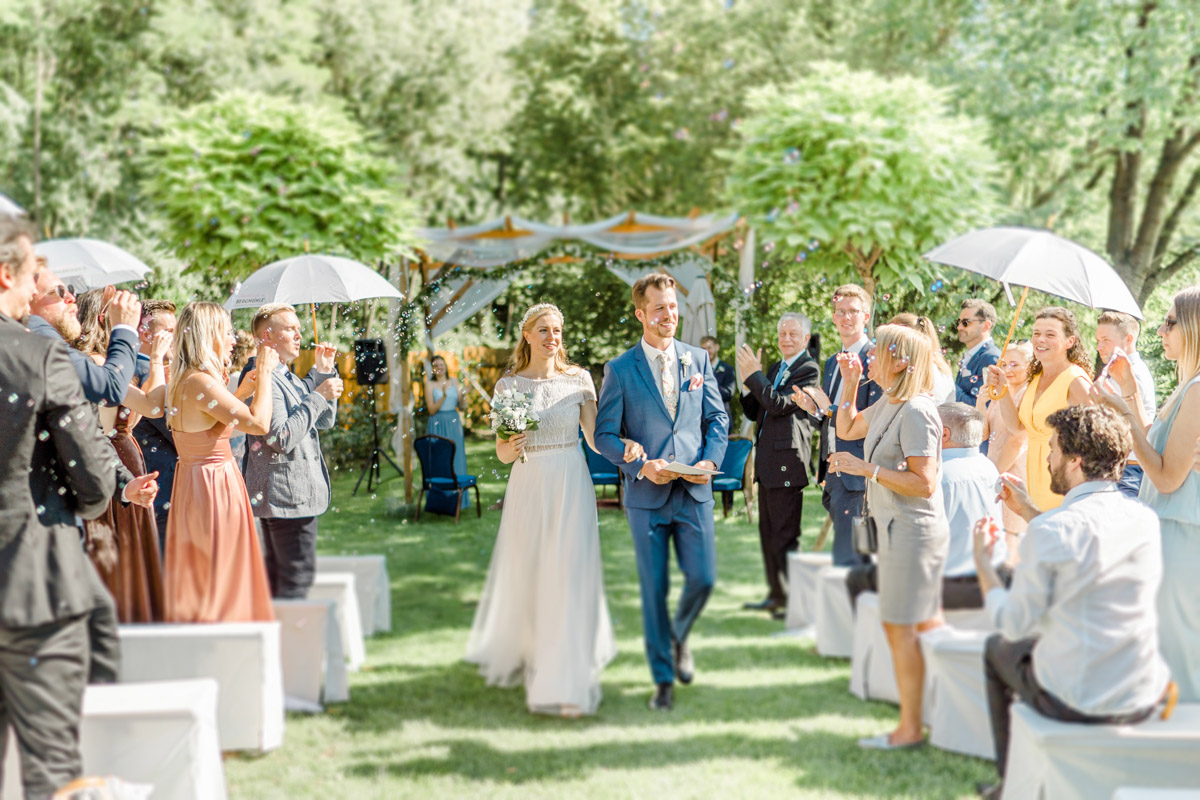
[223,438,993,799]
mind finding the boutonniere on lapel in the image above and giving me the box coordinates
[679,351,704,391]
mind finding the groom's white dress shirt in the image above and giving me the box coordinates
[985,480,1169,715]
[641,337,677,412]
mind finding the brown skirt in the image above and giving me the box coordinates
[84,428,165,623]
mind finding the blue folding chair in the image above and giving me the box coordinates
[414,435,480,523]
[713,437,755,521]
[581,435,623,509]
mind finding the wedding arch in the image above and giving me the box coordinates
[382,209,743,500]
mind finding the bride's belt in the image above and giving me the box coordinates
[524,442,579,454]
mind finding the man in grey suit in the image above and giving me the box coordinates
[242,303,343,599]
[0,220,118,798]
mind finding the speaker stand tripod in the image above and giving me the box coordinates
[353,382,402,496]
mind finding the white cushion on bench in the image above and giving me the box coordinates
[1003,702,1200,800]
[273,598,350,709]
[785,552,832,631]
[118,622,284,752]
[814,565,855,658]
[922,626,994,760]
[309,572,366,671]
[316,555,391,633]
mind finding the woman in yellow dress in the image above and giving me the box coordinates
[984,307,1093,511]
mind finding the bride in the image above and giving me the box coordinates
[465,302,637,716]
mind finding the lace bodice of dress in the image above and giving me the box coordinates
[496,370,596,452]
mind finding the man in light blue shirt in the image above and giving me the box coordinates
[844,401,1010,610]
[1095,311,1156,498]
[971,405,1170,800]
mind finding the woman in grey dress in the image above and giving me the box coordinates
[829,323,950,750]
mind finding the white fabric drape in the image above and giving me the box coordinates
[418,212,737,267]
[681,277,716,346]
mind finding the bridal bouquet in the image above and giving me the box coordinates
[489,388,540,462]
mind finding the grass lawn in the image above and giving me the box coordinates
[223,438,994,799]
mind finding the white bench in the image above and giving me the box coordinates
[1003,702,1200,800]
[785,552,832,631]
[3,680,227,800]
[310,572,366,672]
[922,626,993,760]
[118,622,284,752]
[849,592,900,704]
[273,598,350,710]
[316,554,391,634]
[814,565,855,658]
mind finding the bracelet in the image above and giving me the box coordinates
[870,465,880,484]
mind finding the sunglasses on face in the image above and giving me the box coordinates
[1163,317,1178,331]
[43,285,69,301]
[956,317,982,327]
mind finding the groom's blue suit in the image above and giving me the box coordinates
[596,340,728,685]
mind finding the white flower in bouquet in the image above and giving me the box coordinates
[489,389,539,462]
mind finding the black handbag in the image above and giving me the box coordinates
[851,495,878,555]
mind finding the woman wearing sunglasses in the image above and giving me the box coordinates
[1092,286,1200,703]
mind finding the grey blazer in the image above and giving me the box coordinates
[0,313,117,627]
[243,364,337,519]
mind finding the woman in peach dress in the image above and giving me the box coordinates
[976,340,1032,554]
[164,302,277,622]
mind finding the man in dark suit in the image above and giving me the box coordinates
[954,298,1001,405]
[0,220,119,798]
[736,313,820,618]
[133,300,178,553]
[701,335,736,423]
[792,284,883,567]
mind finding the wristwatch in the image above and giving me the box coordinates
[825,404,838,418]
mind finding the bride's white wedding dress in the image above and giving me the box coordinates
[465,370,616,715]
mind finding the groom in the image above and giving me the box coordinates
[596,273,729,711]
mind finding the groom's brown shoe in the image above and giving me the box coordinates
[674,640,694,685]
[648,683,674,711]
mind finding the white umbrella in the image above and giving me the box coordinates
[0,192,25,218]
[924,226,1142,400]
[34,238,152,290]
[681,276,717,346]
[224,254,403,338]
[923,226,1142,318]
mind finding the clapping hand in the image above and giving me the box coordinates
[791,385,831,415]
[836,351,863,387]
[995,472,1039,521]
[972,516,1000,563]
[1088,381,1130,416]
[148,329,172,364]
[313,342,338,373]
[256,344,280,374]
[735,344,763,384]
[126,472,160,508]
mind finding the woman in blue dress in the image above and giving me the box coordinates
[1093,285,1200,701]
[425,354,470,508]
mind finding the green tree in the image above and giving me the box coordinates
[853,0,1200,306]
[141,91,419,281]
[724,61,998,297]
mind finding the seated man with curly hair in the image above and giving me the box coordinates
[971,405,1173,799]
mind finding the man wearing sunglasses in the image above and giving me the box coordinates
[27,267,142,408]
[955,299,1002,406]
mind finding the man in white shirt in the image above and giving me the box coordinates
[971,405,1171,799]
[1094,311,1156,498]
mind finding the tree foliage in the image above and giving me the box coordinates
[141,91,418,280]
[724,62,998,296]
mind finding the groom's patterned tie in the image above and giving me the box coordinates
[657,352,678,419]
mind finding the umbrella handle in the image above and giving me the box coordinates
[311,303,320,345]
[988,285,1030,401]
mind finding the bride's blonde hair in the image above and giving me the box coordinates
[167,302,231,426]
[508,303,575,375]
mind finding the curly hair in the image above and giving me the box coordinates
[1027,307,1091,383]
[1045,405,1132,482]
